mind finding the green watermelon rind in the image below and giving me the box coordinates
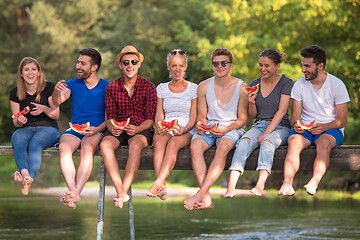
[197,121,219,131]
[243,83,260,95]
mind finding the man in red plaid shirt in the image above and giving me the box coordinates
[100,45,156,208]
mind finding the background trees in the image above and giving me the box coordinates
[1,0,359,143]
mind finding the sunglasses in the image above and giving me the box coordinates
[170,50,186,56]
[212,61,232,67]
[122,60,139,66]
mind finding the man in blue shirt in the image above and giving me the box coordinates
[52,48,109,209]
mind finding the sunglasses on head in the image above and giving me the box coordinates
[122,60,139,66]
[170,50,186,56]
[212,61,232,67]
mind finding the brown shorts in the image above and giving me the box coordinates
[103,129,153,146]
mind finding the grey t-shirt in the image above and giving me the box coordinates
[251,75,293,128]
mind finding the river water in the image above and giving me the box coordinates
[0,192,359,240]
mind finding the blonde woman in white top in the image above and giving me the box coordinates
[146,50,198,200]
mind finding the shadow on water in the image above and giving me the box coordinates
[0,192,360,240]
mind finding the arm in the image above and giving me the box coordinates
[10,101,27,127]
[154,97,167,135]
[257,94,291,143]
[211,82,248,137]
[195,81,209,135]
[290,99,304,133]
[309,102,348,135]
[30,96,59,120]
[52,80,71,106]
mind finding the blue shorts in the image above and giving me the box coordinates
[192,129,244,149]
[288,129,343,148]
[62,127,104,141]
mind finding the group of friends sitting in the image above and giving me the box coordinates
[10,44,350,210]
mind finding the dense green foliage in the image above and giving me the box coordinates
[1,0,359,142]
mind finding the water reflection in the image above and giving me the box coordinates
[0,194,359,240]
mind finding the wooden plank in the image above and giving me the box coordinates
[1,145,360,171]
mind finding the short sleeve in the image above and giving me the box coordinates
[190,82,198,99]
[44,81,55,97]
[334,79,350,105]
[250,78,261,87]
[9,87,19,103]
[280,76,293,96]
[291,78,303,101]
[156,83,165,98]
[65,78,76,92]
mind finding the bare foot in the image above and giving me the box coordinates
[278,183,295,196]
[224,190,235,198]
[21,183,31,195]
[63,190,81,203]
[157,188,167,200]
[250,185,264,196]
[184,193,202,210]
[22,175,34,185]
[304,182,317,196]
[146,181,162,198]
[113,194,130,208]
[60,196,77,209]
[194,195,214,210]
[14,171,23,183]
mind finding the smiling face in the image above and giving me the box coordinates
[211,55,233,78]
[119,54,140,80]
[168,55,187,81]
[258,56,280,79]
[21,62,40,86]
[301,57,321,81]
[76,55,95,80]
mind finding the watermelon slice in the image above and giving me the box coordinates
[243,83,260,95]
[69,122,90,133]
[111,118,130,129]
[158,119,178,132]
[297,120,317,130]
[197,121,219,131]
[12,106,30,118]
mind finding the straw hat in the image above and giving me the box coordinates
[115,45,144,64]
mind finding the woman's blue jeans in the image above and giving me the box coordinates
[11,126,60,179]
[229,120,291,173]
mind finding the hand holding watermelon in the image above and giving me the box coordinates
[243,83,260,96]
[157,120,178,135]
[69,122,90,134]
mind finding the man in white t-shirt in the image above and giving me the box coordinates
[278,45,350,196]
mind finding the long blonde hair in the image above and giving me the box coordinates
[17,57,46,102]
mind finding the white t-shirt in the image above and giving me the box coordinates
[291,73,350,133]
[156,81,198,134]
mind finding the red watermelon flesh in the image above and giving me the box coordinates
[12,106,30,118]
[158,120,178,132]
[297,120,317,130]
[197,121,219,131]
[243,83,260,95]
[69,122,90,133]
[111,118,130,129]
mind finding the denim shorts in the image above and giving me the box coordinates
[63,127,104,141]
[192,128,244,149]
[288,128,343,148]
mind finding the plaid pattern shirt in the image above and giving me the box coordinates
[105,75,156,133]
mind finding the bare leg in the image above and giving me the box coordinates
[278,134,310,196]
[250,170,269,196]
[224,170,241,198]
[185,138,234,210]
[147,133,192,199]
[147,133,171,198]
[122,135,148,194]
[58,135,81,206]
[100,135,129,208]
[304,134,336,195]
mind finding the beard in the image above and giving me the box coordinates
[78,69,91,80]
[304,68,318,81]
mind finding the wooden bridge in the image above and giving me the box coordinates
[1,145,359,240]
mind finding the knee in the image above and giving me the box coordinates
[190,140,203,155]
[129,141,145,153]
[316,140,332,153]
[81,143,95,154]
[167,139,181,151]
